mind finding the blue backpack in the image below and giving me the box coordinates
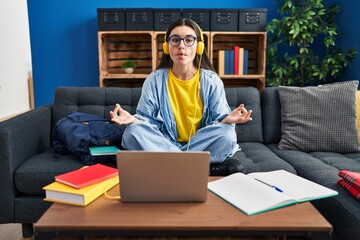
[53,112,124,165]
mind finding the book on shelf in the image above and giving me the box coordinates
[233,46,239,75]
[43,176,119,206]
[224,50,232,75]
[243,50,249,75]
[223,50,228,75]
[238,47,244,75]
[208,170,338,216]
[229,50,234,74]
[55,163,118,189]
[218,50,225,75]
[89,145,120,156]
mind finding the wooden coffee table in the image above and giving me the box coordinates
[34,178,333,240]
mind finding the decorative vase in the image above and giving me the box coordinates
[124,68,134,74]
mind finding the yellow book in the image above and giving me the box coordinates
[238,48,244,75]
[43,176,119,206]
[218,50,225,76]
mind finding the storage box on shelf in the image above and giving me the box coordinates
[97,8,125,31]
[125,9,154,30]
[154,9,182,31]
[182,9,210,31]
[98,31,266,90]
[239,8,267,32]
[210,9,239,31]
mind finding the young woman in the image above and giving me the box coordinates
[110,18,252,175]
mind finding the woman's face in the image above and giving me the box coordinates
[168,25,197,68]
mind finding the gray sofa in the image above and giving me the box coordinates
[0,86,359,239]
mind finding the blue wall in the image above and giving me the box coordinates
[27,0,358,107]
[27,0,276,107]
[333,0,360,82]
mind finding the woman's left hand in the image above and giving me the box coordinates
[221,104,252,124]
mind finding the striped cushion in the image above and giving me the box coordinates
[278,81,359,153]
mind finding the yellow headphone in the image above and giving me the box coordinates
[163,19,204,55]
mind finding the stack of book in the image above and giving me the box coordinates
[43,163,119,206]
[218,46,248,76]
[337,170,360,201]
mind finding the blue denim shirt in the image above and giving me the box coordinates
[134,68,233,146]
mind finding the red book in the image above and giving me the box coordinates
[338,170,360,190]
[337,179,360,201]
[55,164,118,189]
[233,46,239,75]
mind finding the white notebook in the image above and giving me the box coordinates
[208,170,338,215]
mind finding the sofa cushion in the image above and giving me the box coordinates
[261,87,282,144]
[15,143,294,196]
[278,81,359,153]
[14,149,95,195]
[233,142,296,174]
[225,87,263,143]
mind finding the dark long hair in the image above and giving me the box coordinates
[156,18,215,72]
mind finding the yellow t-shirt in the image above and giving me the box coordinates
[167,70,203,142]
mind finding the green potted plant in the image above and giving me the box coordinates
[266,0,357,86]
[122,59,136,74]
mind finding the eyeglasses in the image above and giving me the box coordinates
[168,35,197,47]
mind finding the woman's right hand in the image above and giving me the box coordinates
[221,104,252,124]
[110,103,140,125]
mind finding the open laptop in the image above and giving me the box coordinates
[116,151,210,203]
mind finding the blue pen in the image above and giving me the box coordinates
[254,178,283,193]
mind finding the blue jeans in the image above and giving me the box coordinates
[121,122,238,163]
